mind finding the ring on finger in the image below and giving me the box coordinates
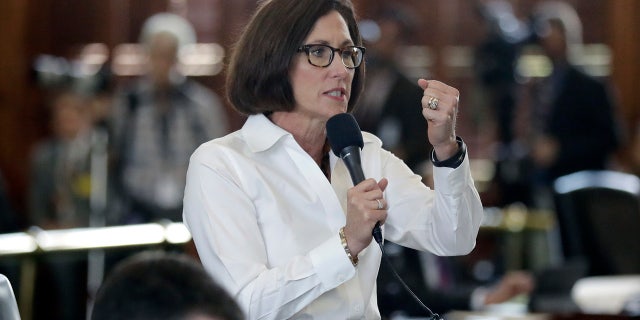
[376,199,383,210]
[427,96,439,110]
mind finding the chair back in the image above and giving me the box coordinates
[553,170,640,275]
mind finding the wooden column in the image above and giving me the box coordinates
[0,0,31,220]
[608,0,640,170]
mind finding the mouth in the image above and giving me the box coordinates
[324,88,347,99]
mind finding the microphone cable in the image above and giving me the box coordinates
[376,239,443,320]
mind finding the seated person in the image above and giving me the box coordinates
[91,250,245,320]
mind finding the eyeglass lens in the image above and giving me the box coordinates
[306,45,363,68]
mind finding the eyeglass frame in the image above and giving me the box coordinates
[297,44,366,69]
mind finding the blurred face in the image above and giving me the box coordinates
[52,93,88,140]
[372,18,402,60]
[147,32,178,87]
[539,20,567,62]
[289,10,355,121]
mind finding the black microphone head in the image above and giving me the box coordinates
[326,113,364,157]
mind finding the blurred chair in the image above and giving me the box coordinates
[553,170,640,276]
[1,274,21,320]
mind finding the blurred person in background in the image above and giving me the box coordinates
[27,88,97,320]
[353,6,430,172]
[473,0,535,208]
[26,54,116,319]
[29,89,95,230]
[91,250,245,320]
[517,4,625,305]
[110,12,228,224]
[516,1,622,210]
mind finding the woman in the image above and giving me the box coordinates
[183,0,483,318]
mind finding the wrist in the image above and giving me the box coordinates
[433,138,458,159]
[431,136,466,168]
[339,227,359,267]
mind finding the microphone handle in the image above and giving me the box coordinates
[340,146,365,184]
[340,146,383,244]
[372,222,382,244]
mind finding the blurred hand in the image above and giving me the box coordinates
[484,271,535,305]
[532,135,559,167]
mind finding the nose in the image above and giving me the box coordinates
[328,54,349,78]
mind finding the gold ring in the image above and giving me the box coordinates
[427,96,439,110]
[376,199,383,210]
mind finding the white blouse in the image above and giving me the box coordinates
[183,113,483,320]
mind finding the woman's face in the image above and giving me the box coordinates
[289,10,355,121]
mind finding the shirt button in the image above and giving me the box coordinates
[353,304,362,313]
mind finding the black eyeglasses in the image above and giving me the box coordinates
[297,44,366,69]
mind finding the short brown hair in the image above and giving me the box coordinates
[226,0,365,115]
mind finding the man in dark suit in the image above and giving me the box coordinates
[525,2,622,207]
[519,2,624,283]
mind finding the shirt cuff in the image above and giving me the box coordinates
[431,136,466,169]
[308,232,356,290]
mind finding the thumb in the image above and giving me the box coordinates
[378,178,389,192]
[417,78,429,90]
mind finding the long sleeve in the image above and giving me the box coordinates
[372,139,483,256]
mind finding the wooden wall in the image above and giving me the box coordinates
[609,0,640,172]
[0,0,31,226]
[1,0,638,225]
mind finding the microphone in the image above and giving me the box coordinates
[326,113,383,244]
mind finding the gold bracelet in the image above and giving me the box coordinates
[339,227,358,267]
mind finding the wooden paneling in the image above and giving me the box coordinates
[610,0,640,120]
[0,0,31,222]
[609,0,640,170]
